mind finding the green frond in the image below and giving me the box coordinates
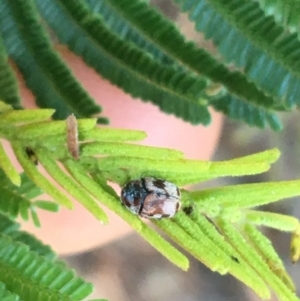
[95,153,273,186]
[2,108,300,300]
[257,0,300,35]
[86,0,284,129]
[0,0,104,122]
[0,37,20,109]
[0,170,58,226]
[36,0,211,125]
[175,0,300,111]
[0,213,56,260]
[0,0,297,131]
[0,234,93,301]
[203,0,300,77]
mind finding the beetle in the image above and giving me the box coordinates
[120,177,181,219]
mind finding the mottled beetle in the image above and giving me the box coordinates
[121,177,181,218]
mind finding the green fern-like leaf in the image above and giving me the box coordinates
[2,106,300,300]
[0,0,297,130]
[0,234,93,301]
[0,170,58,226]
[0,213,56,260]
[175,0,300,110]
[0,0,104,122]
[203,0,300,78]
[0,0,289,129]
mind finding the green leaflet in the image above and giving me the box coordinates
[228,148,280,164]
[0,109,55,124]
[80,141,184,160]
[79,127,147,142]
[0,141,20,186]
[189,180,300,209]
[0,0,104,122]
[33,200,59,212]
[245,210,299,231]
[96,154,272,186]
[16,119,96,144]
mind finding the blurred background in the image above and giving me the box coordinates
[63,1,300,300]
